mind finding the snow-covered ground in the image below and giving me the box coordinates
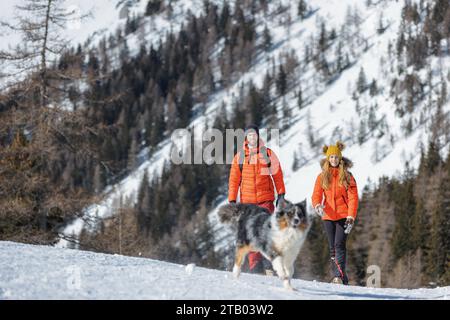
[0,241,448,299]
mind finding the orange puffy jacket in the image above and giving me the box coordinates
[311,159,358,221]
[228,139,285,204]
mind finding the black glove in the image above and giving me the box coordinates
[276,194,285,207]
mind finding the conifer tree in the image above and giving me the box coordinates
[263,25,272,52]
[357,67,367,93]
[276,64,287,96]
[298,0,308,20]
[297,85,304,109]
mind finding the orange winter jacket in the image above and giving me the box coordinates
[311,159,359,221]
[228,139,285,204]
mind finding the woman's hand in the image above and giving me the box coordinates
[276,194,285,207]
[314,204,324,217]
[344,216,354,234]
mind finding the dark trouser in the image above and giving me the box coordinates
[322,219,349,284]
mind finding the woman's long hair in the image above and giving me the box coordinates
[321,159,351,190]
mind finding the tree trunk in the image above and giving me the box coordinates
[40,0,52,108]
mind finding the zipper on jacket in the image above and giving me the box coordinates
[253,152,257,202]
[333,177,337,212]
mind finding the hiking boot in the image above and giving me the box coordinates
[265,269,275,276]
[331,277,343,284]
[262,258,275,276]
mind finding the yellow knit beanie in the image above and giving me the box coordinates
[323,141,345,160]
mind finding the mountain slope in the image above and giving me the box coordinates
[51,0,449,279]
[1,241,448,299]
[58,0,450,247]
[0,0,142,50]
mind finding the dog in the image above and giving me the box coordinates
[218,199,308,290]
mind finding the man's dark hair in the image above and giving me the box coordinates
[244,124,259,137]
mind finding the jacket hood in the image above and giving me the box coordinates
[320,156,353,170]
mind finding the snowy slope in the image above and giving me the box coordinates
[1,0,133,88]
[0,0,143,51]
[56,0,450,249]
[1,0,219,89]
[1,241,448,299]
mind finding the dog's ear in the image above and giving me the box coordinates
[295,199,307,208]
[276,209,285,218]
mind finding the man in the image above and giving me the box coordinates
[228,124,286,274]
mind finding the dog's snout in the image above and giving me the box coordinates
[293,218,300,225]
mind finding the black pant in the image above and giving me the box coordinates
[322,219,348,284]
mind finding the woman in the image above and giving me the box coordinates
[311,141,358,285]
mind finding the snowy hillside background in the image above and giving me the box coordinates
[56,0,450,241]
[1,0,449,292]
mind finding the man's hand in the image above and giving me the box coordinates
[276,194,285,207]
[344,216,354,234]
[314,204,324,217]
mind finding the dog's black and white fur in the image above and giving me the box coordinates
[218,199,308,290]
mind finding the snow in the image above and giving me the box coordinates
[0,0,222,89]
[0,0,128,87]
[0,0,147,54]
[185,263,196,276]
[1,241,448,300]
